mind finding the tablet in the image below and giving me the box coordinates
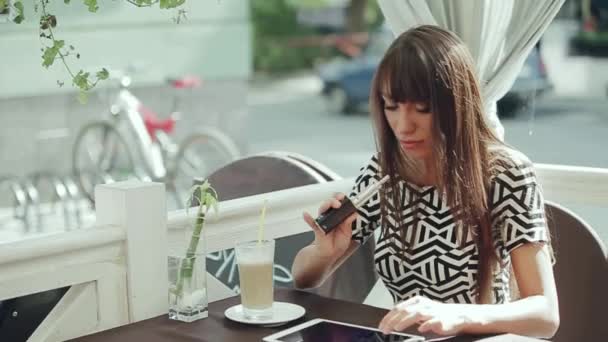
[263,318,425,342]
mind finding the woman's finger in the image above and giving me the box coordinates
[380,309,406,334]
[378,309,399,333]
[418,318,442,334]
[330,197,342,209]
[303,212,322,234]
[396,296,423,310]
[333,192,346,201]
[393,312,424,332]
[318,197,343,215]
[318,200,332,215]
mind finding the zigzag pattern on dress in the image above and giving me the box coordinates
[350,150,548,305]
[490,162,547,254]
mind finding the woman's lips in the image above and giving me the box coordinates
[400,140,423,150]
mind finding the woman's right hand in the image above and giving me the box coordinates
[302,193,357,259]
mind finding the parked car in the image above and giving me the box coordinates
[318,29,552,117]
[497,43,553,117]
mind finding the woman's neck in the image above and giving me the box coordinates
[407,158,438,187]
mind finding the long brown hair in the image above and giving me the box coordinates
[370,25,503,303]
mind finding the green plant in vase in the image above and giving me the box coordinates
[168,179,218,322]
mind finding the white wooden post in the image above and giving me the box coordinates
[95,180,168,322]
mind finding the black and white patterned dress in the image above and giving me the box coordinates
[350,147,548,305]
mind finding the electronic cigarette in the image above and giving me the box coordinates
[315,175,389,233]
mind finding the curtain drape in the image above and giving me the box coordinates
[378,0,564,140]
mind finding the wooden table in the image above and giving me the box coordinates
[73,288,546,341]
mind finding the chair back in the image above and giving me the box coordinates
[201,153,377,303]
[545,201,608,341]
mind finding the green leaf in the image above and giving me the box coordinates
[186,180,219,215]
[78,90,89,104]
[160,0,186,9]
[96,68,109,80]
[64,0,71,4]
[40,14,58,29]
[211,197,219,216]
[83,0,98,12]
[13,14,24,24]
[42,48,55,65]
[132,0,153,7]
[0,0,6,13]
[73,70,91,90]
[14,1,23,12]
[41,40,65,68]
[12,1,24,23]
[204,193,216,207]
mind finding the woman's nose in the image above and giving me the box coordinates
[396,103,416,134]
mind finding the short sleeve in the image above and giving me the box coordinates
[350,154,382,244]
[490,160,549,254]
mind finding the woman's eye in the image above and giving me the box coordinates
[384,104,398,111]
[416,104,431,113]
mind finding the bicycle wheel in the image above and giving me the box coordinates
[169,127,240,207]
[72,121,136,204]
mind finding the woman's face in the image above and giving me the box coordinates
[383,95,434,163]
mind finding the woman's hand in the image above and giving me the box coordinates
[379,296,470,336]
[302,192,357,259]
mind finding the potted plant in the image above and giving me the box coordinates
[168,179,218,322]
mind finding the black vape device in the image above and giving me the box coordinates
[315,175,389,233]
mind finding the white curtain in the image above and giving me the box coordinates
[377,0,564,140]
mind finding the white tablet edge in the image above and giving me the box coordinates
[262,318,425,342]
[262,318,323,342]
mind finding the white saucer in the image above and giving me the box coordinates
[224,302,306,326]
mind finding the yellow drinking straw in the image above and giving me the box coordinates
[258,200,268,244]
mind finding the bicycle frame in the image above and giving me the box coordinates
[112,89,167,180]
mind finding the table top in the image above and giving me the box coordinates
[72,288,545,342]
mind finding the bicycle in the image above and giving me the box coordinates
[71,70,241,209]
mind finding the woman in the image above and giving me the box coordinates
[291,25,559,338]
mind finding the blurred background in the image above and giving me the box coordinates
[1,0,607,243]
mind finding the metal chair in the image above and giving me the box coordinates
[262,151,342,182]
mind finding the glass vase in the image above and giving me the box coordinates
[168,251,208,322]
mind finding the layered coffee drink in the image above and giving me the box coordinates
[238,261,273,310]
[235,239,275,320]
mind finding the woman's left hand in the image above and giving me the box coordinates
[378,296,470,336]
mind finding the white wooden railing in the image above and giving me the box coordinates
[535,163,608,206]
[0,163,607,341]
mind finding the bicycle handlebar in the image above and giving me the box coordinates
[166,75,203,89]
[106,67,202,90]
[106,69,132,89]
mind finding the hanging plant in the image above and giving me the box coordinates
[0,0,187,102]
